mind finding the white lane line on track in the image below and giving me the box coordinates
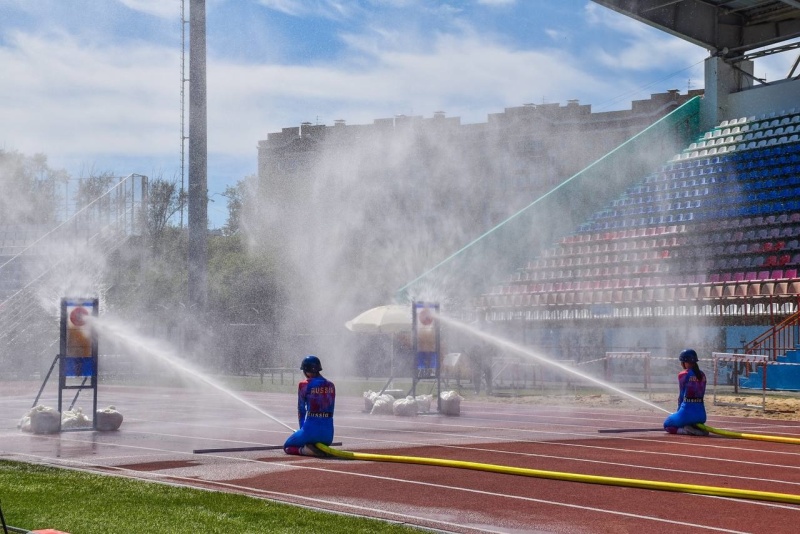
[2,449,755,533]
[17,403,799,476]
[208,464,762,533]
[327,433,800,489]
[352,410,800,447]
[11,397,800,481]
[364,408,800,454]
[191,466,756,534]
[464,414,800,441]
[332,420,800,466]
[114,410,800,479]
[118,422,290,443]
[340,413,800,453]
[455,409,668,425]
[343,400,800,429]
[13,422,800,498]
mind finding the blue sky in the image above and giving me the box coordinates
[1,0,796,228]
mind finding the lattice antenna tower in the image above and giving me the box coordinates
[180,0,189,228]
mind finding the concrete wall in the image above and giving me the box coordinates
[701,56,753,130]
[726,77,800,120]
[703,55,800,128]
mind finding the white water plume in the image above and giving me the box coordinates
[89,315,295,431]
[247,119,557,372]
[437,313,669,413]
[246,101,694,376]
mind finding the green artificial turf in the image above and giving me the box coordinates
[0,461,423,534]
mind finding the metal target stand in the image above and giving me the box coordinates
[411,301,442,413]
[32,297,99,431]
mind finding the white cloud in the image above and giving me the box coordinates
[593,37,705,72]
[117,0,180,19]
[204,28,620,156]
[3,0,759,200]
[253,0,352,18]
[545,28,569,43]
[752,38,800,84]
[584,2,706,72]
[584,2,647,36]
[0,30,180,160]
[2,18,619,171]
[476,0,516,6]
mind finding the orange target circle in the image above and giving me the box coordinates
[419,308,433,326]
[70,307,89,327]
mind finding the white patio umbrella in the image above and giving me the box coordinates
[344,304,412,333]
[345,304,412,380]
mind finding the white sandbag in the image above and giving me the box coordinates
[61,407,91,429]
[370,394,395,415]
[19,405,61,434]
[415,394,433,413]
[96,405,124,431]
[363,390,380,412]
[440,390,463,416]
[392,396,418,417]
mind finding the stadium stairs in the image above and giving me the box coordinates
[736,307,800,391]
[739,349,800,391]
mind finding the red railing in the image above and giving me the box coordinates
[745,304,800,361]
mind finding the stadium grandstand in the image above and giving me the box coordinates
[259,2,800,390]
[472,1,800,389]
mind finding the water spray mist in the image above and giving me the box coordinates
[89,316,294,431]
[437,313,669,413]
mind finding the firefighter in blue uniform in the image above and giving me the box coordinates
[284,355,336,456]
[664,349,709,436]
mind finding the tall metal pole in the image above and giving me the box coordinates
[188,0,207,314]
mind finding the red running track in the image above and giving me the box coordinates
[3,384,800,533]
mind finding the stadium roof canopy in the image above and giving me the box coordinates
[593,1,800,62]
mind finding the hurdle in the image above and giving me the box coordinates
[711,352,767,411]
[604,352,652,392]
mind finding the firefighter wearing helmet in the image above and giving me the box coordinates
[663,349,709,436]
[283,355,336,456]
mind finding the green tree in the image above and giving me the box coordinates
[222,175,256,236]
[142,175,186,249]
[205,232,285,373]
[207,234,280,325]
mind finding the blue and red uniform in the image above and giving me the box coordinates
[283,374,335,453]
[664,368,706,432]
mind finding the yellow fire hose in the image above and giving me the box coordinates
[315,430,800,506]
[699,423,800,445]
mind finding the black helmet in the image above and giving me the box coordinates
[679,349,698,363]
[300,355,322,373]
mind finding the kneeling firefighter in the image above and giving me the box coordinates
[663,349,709,436]
[284,355,336,456]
